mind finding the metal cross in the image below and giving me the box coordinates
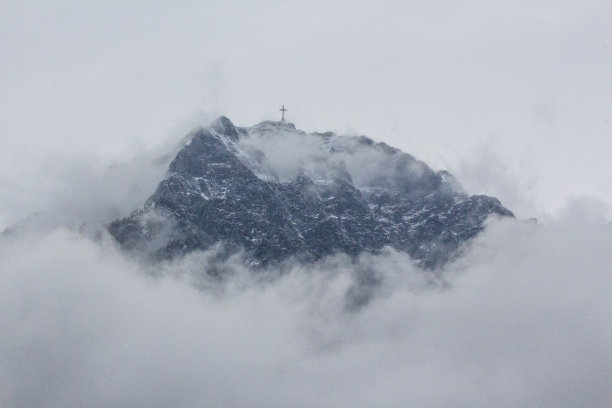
[279,105,287,122]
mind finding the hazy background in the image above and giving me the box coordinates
[1,0,611,228]
[1,1,612,407]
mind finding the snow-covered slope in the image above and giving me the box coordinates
[109,117,513,268]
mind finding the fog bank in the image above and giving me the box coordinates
[1,203,611,407]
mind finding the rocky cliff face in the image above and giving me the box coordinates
[108,117,513,268]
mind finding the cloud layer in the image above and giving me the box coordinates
[1,1,610,405]
[1,200,611,407]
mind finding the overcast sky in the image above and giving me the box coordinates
[1,0,611,225]
[2,2,612,407]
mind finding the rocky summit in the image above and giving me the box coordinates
[108,117,513,268]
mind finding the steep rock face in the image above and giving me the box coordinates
[108,117,513,268]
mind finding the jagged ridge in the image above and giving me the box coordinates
[108,117,513,268]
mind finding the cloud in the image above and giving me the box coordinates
[0,142,176,232]
[1,198,611,407]
[237,125,438,194]
[1,1,611,405]
[1,118,611,407]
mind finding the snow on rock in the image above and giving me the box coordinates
[109,117,513,269]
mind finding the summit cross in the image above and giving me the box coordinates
[279,105,287,122]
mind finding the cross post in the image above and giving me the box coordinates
[279,105,287,122]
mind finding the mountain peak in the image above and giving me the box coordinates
[108,117,513,269]
[211,116,239,140]
[253,120,297,131]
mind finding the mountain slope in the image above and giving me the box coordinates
[108,117,513,268]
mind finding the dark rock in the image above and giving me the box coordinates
[108,117,513,269]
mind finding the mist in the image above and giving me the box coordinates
[237,125,436,191]
[2,0,610,217]
[1,150,611,407]
[2,0,611,406]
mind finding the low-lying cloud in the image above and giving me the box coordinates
[1,201,612,407]
[1,139,611,407]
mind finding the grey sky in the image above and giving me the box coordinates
[1,2,612,407]
[1,0,611,224]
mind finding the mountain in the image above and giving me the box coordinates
[108,117,513,268]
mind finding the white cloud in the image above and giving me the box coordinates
[1,1,611,406]
[1,200,611,407]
